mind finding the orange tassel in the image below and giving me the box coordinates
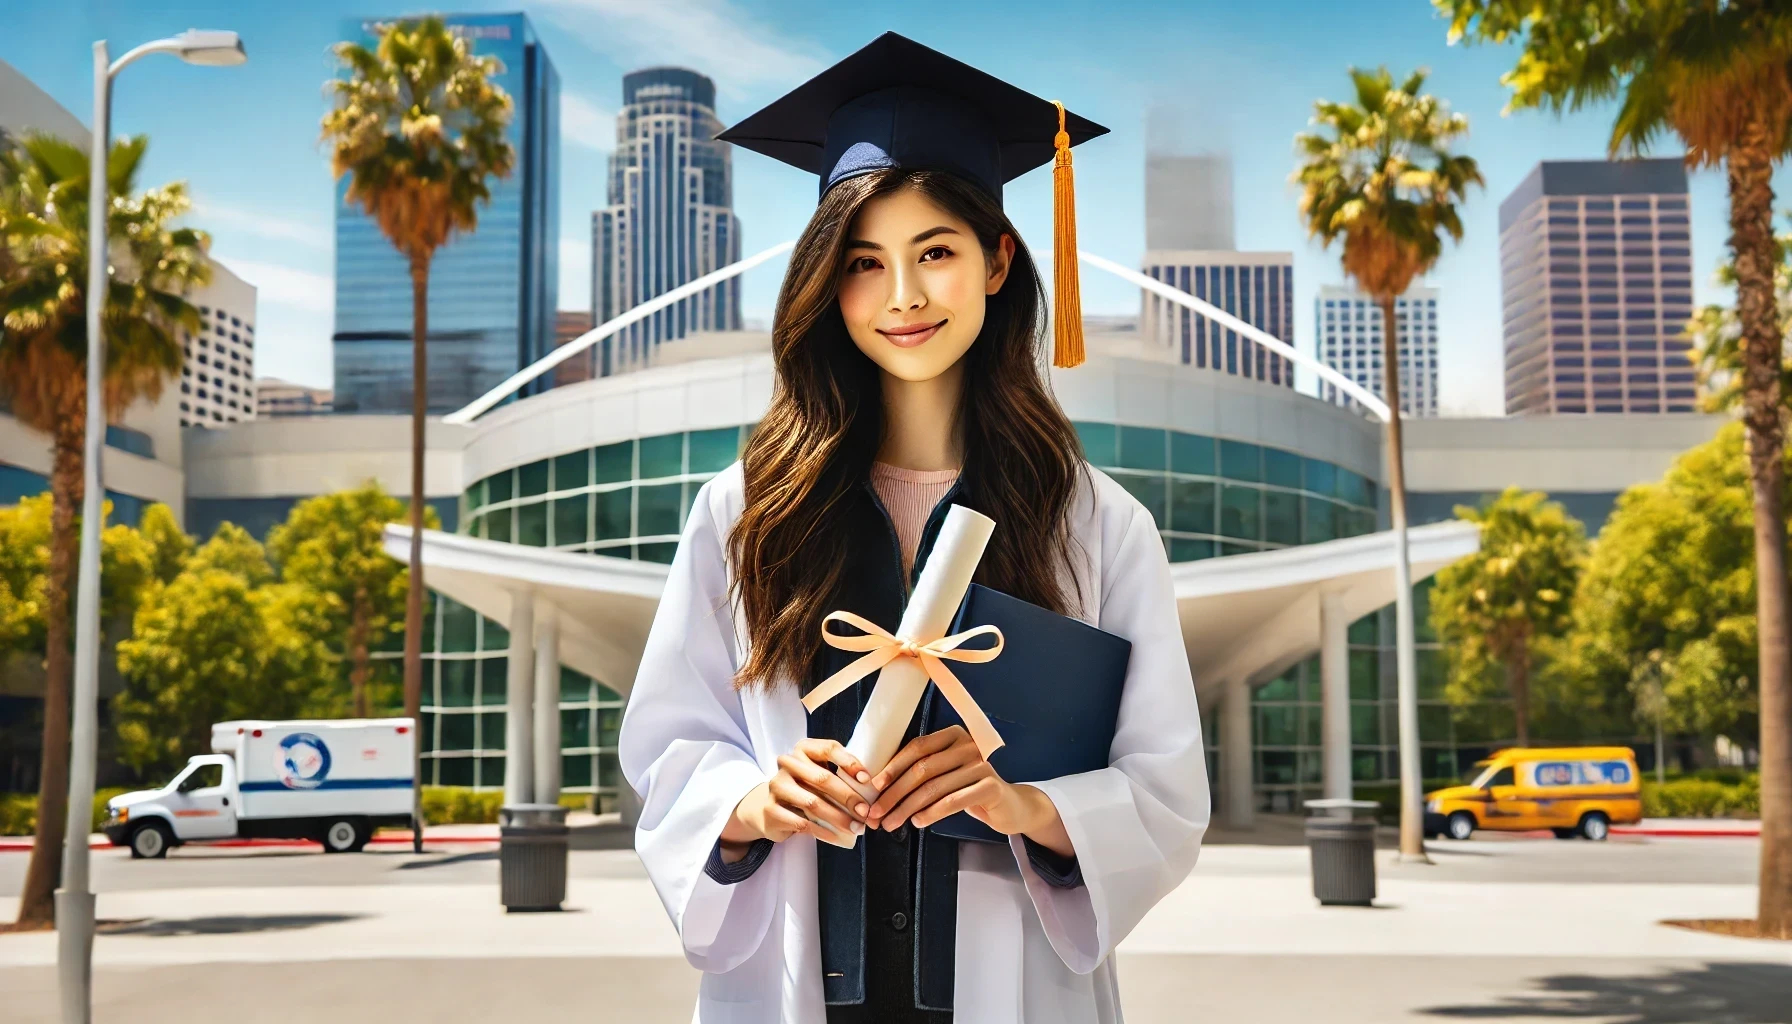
[1051,100,1085,369]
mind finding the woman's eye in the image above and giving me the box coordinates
[847,256,880,274]
[919,246,952,263]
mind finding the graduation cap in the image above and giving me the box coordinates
[718,32,1108,368]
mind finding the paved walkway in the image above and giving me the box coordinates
[3,839,1787,1023]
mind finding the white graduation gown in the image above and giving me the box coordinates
[620,461,1211,1024]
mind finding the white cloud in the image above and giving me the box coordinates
[534,0,829,99]
[217,258,335,314]
[193,200,332,251]
[563,92,615,151]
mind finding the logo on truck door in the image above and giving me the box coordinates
[276,732,333,790]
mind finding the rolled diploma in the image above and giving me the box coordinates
[808,504,995,848]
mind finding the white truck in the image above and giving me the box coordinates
[103,718,416,859]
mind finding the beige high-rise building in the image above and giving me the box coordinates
[1499,159,1696,415]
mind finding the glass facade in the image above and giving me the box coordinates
[1141,258,1295,387]
[332,12,560,415]
[430,418,1471,808]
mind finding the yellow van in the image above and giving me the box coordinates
[1423,747,1642,842]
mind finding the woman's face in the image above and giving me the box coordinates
[836,186,1014,383]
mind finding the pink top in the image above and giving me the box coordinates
[870,461,960,578]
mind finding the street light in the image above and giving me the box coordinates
[59,29,245,1024]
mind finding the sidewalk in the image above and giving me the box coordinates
[0,812,617,852]
[1615,817,1761,837]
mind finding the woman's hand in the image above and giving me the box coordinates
[720,738,873,858]
[865,726,1074,856]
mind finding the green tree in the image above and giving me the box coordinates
[1552,423,1784,748]
[0,131,209,929]
[1430,488,1587,748]
[1686,216,1792,414]
[187,521,274,586]
[321,18,514,781]
[1293,65,1482,857]
[113,569,335,778]
[1441,0,1792,939]
[268,484,435,718]
[136,503,193,586]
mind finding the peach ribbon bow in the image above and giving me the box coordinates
[800,610,1007,759]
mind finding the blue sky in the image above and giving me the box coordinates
[7,0,1787,415]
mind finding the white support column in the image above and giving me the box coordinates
[533,605,561,807]
[1320,593,1353,803]
[503,592,536,807]
[1222,676,1254,830]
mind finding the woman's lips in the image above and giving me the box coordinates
[877,319,947,348]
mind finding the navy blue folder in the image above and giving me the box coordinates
[920,584,1132,844]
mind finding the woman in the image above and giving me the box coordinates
[619,32,1209,1024]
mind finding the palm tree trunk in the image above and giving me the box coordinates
[14,427,81,929]
[349,587,371,719]
[1507,646,1531,750]
[405,254,430,853]
[1379,295,1425,860]
[1730,118,1792,939]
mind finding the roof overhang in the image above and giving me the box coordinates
[385,519,1480,703]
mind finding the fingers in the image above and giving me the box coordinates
[795,738,872,787]
[778,751,871,822]
[871,726,968,792]
[910,777,1002,830]
[868,739,979,822]
[761,803,809,842]
[882,761,993,830]
[769,772,857,835]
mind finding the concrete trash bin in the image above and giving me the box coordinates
[1302,799,1379,907]
[499,803,569,912]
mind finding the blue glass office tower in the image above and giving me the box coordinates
[332,12,559,414]
[1142,251,1295,387]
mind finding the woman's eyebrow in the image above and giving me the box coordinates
[845,226,961,251]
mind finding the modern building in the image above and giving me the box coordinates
[1317,284,1441,417]
[331,11,559,416]
[179,326,1722,818]
[256,378,334,418]
[590,67,741,377]
[1142,251,1295,387]
[551,310,596,387]
[0,58,184,528]
[1145,153,1235,252]
[178,261,258,428]
[1499,159,1697,415]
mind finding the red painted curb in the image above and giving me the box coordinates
[0,834,501,852]
[1614,827,1760,838]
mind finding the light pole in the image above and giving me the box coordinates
[60,29,245,1024]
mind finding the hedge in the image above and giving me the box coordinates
[0,789,133,837]
[1,786,592,835]
[1641,776,1759,819]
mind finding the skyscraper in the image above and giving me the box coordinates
[178,261,259,428]
[1316,285,1440,417]
[1499,159,1695,415]
[1146,154,1235,252]
[331,12,559,415]
[591,67,741,377]
[1142,252,1295,387]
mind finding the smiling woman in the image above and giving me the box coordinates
[618,31,1208,1024]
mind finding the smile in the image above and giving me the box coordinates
[877,319,947,348]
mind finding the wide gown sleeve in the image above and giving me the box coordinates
[1007,499,1211,974]
[619,475,779,974]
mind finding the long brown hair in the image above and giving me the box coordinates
[729,168,1085,690]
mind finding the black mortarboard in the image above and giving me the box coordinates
[718,32,1108,367]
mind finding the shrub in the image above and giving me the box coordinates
[1641,775,1759,819]
[0,788,134,837]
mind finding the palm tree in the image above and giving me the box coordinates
[321,16,514,845]
[1441,0,1792,942]
[1294,66,1482,860]
[0,132,207,929]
